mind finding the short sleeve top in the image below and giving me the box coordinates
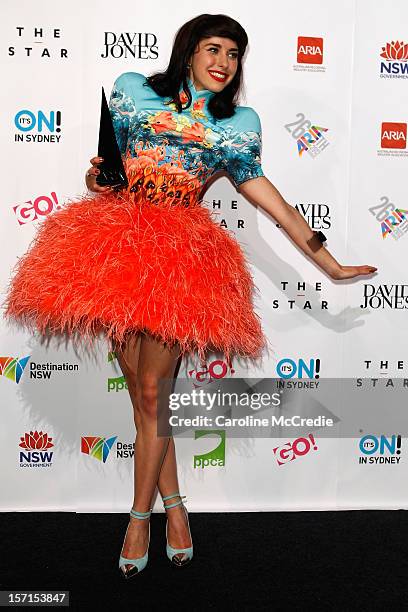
[108,72,265,192]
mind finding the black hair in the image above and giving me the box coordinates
[144,14,248,120]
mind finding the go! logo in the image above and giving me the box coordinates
[273,434,318,466]
[13,191,61,225]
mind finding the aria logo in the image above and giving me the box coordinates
[381,122,406,149]
[19,431,54,468]
[378,122,408,157]
[8,27,68,59]
[294,37,325,73]
[0,356,30,384]
[101,32,158,59]
[380,40,408,78]
[81,436,117,463]
[284,113,329,158]
[368,195,408,241]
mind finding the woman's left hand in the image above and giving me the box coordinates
[330,265,378,280]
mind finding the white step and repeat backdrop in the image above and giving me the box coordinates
[1,0,407,512]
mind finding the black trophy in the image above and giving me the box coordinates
[95,87,129,189]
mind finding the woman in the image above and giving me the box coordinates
[3,14,377,579]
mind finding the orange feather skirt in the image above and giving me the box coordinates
[3,174,267,365]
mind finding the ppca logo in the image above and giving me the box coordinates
[0,356,30,384]
[193,430,225,468]
[107,351,128,392]
[297,36,323,64]
[381,122,406,149]
[273,434,318,466]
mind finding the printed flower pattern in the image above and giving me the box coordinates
[108,72,265,191]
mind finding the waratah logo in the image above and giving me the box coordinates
[380,41,408,61]
[19,430,54,450]
[0,356,30,383]
[81,436,117,463]
[380,41,408,78]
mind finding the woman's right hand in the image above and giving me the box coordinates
[85,156,113,193]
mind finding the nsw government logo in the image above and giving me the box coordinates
[19,431,54,468]
[81,436,117,463]
[294,36,325,73]
[193,430,225,469]
[379,40,408,79]
[14,110,62,143]
[378,122,407,157]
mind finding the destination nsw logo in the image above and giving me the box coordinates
[380,40,408,78]
[81,436,117,463]
[19,430,54,468]
[0,356,30,384]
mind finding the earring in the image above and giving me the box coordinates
[186,63,191,68]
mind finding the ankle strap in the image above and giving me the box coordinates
[130,508,152,519]
[162,491,181,502]
[163,493,187,510]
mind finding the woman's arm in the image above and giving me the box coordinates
[238,176,377,280]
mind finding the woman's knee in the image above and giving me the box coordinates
[135,374,160,419]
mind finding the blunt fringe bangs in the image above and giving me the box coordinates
[144,14,249,120]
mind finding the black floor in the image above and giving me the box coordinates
[0,511,406,610]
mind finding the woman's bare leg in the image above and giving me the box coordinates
[114,331,189,570]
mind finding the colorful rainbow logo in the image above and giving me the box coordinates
[81,436,117,463]
[0,356,30,384]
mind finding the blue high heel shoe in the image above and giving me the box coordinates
[162,492,193,566]
[118,508,152,579]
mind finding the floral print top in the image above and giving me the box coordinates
[108,72,265,204]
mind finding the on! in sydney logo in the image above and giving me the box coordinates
[81,436,117,463]
[293,36,325,73]
[19,431,54,468]
[359,435,402,465]
[284,113,329,158]
[369,196,408,241]
[14,109,62,143]
[378,122,407,157]
[379,40,408,79]
[0,356,30,384]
